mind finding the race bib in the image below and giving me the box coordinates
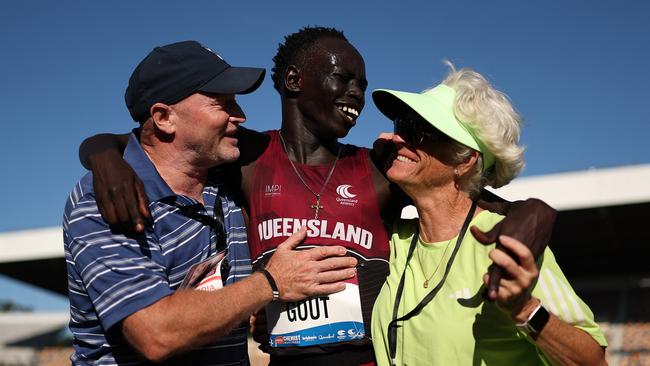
[180,251,228,291]
[266,276,365,347]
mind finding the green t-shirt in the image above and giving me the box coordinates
[371,210,607,366]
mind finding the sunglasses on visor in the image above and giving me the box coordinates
[393,115,442,145]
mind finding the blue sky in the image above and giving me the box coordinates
[1,1,648,309]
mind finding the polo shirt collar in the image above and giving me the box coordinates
[123,130,175,202]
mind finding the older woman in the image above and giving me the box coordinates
[370,65,607,365]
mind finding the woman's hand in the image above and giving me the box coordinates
[484,235,540,322]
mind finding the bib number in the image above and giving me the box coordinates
[267,277,365,347]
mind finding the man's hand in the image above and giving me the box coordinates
[264,227,358,302]
[90,149,150,235]
[472,198,556,300]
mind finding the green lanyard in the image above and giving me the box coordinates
[387,200,477,366]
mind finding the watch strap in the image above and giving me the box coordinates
[517,302,550,336]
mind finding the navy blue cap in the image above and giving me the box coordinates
[125,40,265,122]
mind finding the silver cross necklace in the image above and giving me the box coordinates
[278,131,341,220]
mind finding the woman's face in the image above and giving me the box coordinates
[386,113,460,193]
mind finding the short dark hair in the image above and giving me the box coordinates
[271,26,348,93]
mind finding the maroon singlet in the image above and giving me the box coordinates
[249,131,390,365]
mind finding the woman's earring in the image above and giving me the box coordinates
[454,168,459,177]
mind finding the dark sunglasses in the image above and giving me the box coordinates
[393,115,442,145]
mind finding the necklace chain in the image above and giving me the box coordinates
[278,131,341,219]
[416,238,451,288]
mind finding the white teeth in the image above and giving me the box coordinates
[337,105,359,119]
[396,155,415,163]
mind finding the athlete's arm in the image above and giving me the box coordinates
[369,133,412,226]
[123,228,358,362]
[472,196,557,299]
[235,126,271,206]
[79,132,150,234]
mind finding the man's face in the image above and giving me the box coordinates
[172,93,245,167]
[297,37,367,139]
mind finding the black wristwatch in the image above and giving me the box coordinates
[516,302,550,336]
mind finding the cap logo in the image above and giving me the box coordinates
[200,44,224,61]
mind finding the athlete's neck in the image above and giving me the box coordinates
[279,123,339,165]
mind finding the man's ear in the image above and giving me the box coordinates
[284,65,301,93]
[149,103,175,135]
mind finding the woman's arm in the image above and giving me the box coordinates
[489,235,606,366]
[79,133,150,234]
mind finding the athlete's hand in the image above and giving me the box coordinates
[472,198,555,300]
[265,227,357,302]
[90,149,150,235]
[371,132,396,173]
[250,310,269,346]
[483,235,540,321]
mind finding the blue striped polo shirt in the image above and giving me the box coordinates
[63,132,252,365]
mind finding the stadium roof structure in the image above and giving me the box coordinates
[491,164,650,211]
[1,163,649,295]
[0,312,68,346]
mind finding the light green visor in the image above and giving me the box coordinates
[372,84,495,171]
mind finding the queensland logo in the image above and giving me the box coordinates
[264,184,282,197]
[336,184,359,207]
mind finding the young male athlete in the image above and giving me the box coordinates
[80,27,556,366]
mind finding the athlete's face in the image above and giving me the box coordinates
[297,38,367,139]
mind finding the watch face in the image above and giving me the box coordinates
[529,305,550,334]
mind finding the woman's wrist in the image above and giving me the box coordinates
[512,297,541,324]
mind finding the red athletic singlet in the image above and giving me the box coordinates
[249,131,390,365]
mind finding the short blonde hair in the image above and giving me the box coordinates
[440,62,525,194]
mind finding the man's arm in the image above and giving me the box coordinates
[79,132,150,234]
[122,228,357,362]
[488,235,606,366]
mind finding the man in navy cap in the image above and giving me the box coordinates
[63,41,357,365]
